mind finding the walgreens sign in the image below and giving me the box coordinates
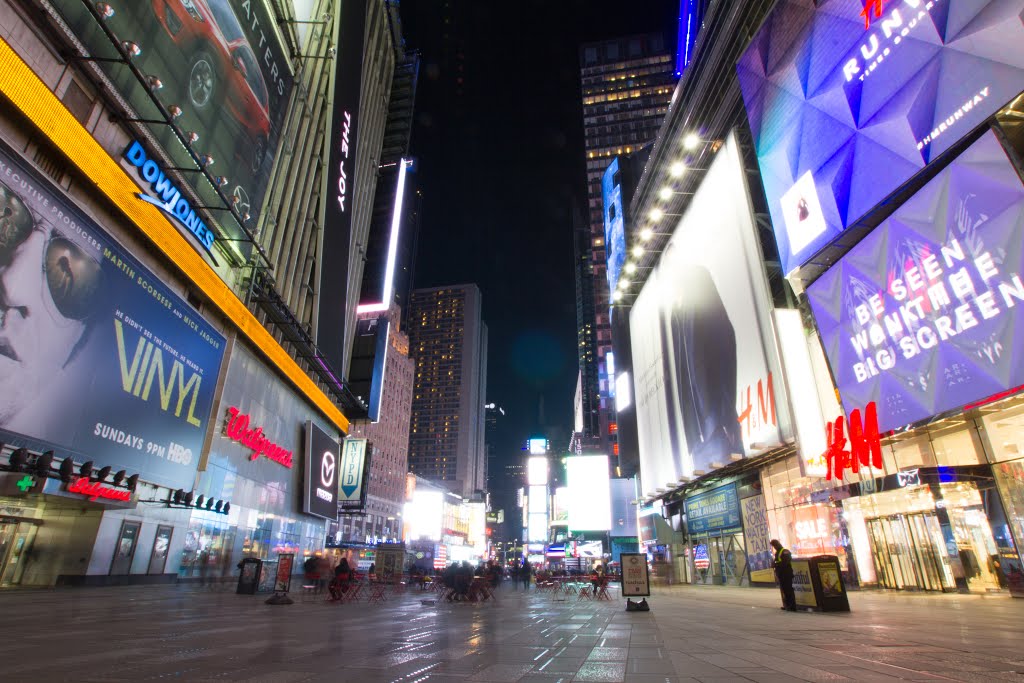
[225,407,293,468]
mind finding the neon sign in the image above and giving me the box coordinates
[225,407,293,468]
[67,477,131,502]
[824,402,883,481]
[123,141,216,255]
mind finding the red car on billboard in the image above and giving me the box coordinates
[150,0,271,173]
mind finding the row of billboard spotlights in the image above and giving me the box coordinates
[170,489,230,515]
[613,132,706,304]
[4,446,139,490]
[92,2,251,220]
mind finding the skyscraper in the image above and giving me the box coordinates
[577,33,677,462]
[406,285,488,497]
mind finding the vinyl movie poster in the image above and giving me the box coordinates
[630,132,792,492]
[0,144,225,490]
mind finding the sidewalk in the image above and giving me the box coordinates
[0,581,1020,682]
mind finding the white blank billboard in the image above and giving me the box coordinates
[566,455,611,531]
[629,131,792,494]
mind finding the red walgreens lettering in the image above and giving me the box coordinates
[67,477,131,502]
[225,407,294,468]
[824,401,883,481]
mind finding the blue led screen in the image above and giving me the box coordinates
[737,0,1024,276]
[604,157,627,298]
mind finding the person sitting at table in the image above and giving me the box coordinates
[329,558,353,601]
[590,564,606,591]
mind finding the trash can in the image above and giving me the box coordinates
[236,558,263,595]
[791,555,850,612]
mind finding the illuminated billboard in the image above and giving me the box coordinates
[737,0,1024,276]
[528,437,548,454]
[603,157,626,297]
[0,142,224,491]
[404,489,443,542]
[527,457,549,486]
[56,0,295,256]
[528,485,548,514]
[566,455,611,531]
[807,131,1024,433]
[528,513,548,543]
[630,132,791,492]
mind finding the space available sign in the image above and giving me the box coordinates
[304,421,341,520]
[629,132,791,491]
[808,132,1024,434]
[684,484,741,534]
[0,144,224,491]
[57,0,294,253]
[736,0,1024,275]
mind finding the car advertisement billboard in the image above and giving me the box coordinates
[0,142,225,491]
[304,422,342,520]
[737,0,1024,276]
[629,132,791,492]
[56,0,295,257]
[603,157,626,298]
[807,131,1024,433]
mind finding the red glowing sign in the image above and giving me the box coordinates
[225,407,294,468]
[860,0,883,29]
[738,372,777,440]
[67,477,132,502]
[824,402,883,481]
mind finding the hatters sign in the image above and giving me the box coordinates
[225,407,293,468]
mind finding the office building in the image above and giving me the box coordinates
[577,33,677,464]
[406,285,487,497]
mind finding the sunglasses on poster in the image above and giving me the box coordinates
[0,180,104,323]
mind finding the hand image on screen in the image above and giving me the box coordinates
[0,180,103,424]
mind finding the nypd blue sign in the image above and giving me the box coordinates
[124,141,216,255]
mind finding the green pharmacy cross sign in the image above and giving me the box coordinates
[16,476,36,492]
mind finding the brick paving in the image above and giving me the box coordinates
[0,581,1022,682]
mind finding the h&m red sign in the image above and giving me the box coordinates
[824,401,884,481]
[225,407,293,468]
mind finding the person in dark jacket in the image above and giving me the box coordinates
[771,539,796,611]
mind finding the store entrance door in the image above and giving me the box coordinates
[0,519,39,587]
[692,531,747,585]
[866,513,954,591]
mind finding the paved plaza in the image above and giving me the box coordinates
[1,581,1023,682]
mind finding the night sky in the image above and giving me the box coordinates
[400,0,679,503]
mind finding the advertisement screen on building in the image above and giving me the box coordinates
[304,422,342,520]
[807,131,1024,433]
[630,132,791,492]
[318,0,368,375]
[737,0,1024,276]
[603,157,626,297]
[56,0,295,255]
[0,143,225,491]
[566,455,611,531]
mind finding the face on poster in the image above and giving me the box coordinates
[55,0,294,251]
[0,146,225,490]
[629,132,790,490]
[737,0,1024,275]
[807,131,1024,433]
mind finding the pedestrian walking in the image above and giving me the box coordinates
[770,539,796,611]
[520,559,532,590]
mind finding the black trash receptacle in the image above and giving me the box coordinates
[237,558,263,595]
[791,555,850,612]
